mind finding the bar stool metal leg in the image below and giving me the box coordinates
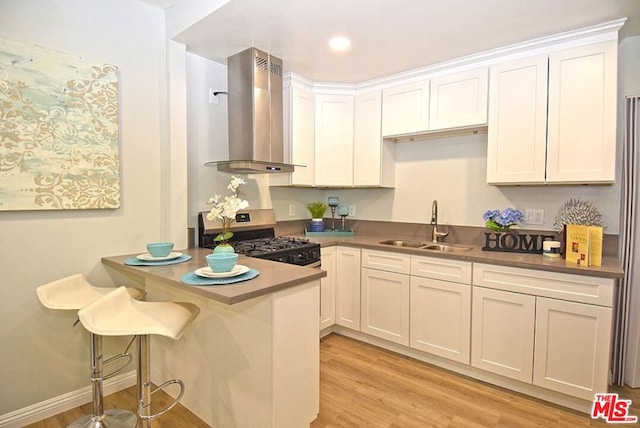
[136,334,185,428]
[137,334,151,428]
[68,333,137,428]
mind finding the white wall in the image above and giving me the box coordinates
[0,0,176,415]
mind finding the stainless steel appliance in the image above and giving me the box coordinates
[198,209,320,267]
[206,47,296,174]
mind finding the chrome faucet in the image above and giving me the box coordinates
[430,200,449,243]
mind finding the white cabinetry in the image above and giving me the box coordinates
[429,67,488,130]
[533,297,612,399]
[360,250,411,345]
[472,263,614,400]
[320,246,336,331]
[410,256,472,364]
[354,91,395,187]
[335,246,362,330]
[314,94,354,186]
[382,80,430,136]
[487,40,617,185]
[487,55,548,184]
[471,286,536,382]
[546,40,617,183]
[279,75,315,187]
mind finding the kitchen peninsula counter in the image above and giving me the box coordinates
[101,247,322,427]
[102,247,326,304]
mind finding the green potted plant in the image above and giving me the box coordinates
[306,201,328,232]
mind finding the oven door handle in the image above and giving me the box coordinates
[305,260,322,269]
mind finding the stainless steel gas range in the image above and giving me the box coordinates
[198,209,321,267]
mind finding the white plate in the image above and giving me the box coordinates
[195,264,249,278]
[136,252,183,261]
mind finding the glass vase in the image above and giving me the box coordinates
[213,242,235,254]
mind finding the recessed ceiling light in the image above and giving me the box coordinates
[328,36,351,52]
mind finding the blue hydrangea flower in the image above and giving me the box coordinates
[483,208,524,232]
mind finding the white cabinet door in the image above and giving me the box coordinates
[354,91,394,187]
[335,246,361,330]
[533,297,612,400]
[410,276,471,363]
[471,287,535,383]
[361,267,410,345]
[289,84,315,186]
[547,40,617,183]
[429,67,488,130]
[319,246,336,331]
[486,55,548,184]
[314,94,354,186]
[382,80,430,136]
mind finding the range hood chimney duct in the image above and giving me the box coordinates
[208,47,295,174]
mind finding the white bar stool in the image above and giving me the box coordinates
[78,286,199,428]
[36,274,145,428]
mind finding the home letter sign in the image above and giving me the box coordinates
[482,232,556,254]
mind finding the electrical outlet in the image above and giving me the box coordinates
[348,205,356,216]
[525,208,544,225]
[289,204,296,217]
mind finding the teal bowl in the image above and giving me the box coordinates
[206,253,238,273]
[146,242,174,257]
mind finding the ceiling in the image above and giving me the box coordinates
[146,0,640,83]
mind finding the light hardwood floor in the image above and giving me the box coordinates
[28,333,639,427]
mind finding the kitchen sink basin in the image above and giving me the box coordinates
[421,243,473,252]
[378,240,425,248]
[379,240,473,252]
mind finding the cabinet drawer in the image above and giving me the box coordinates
[411,255,471,284]
[362,249,411,274]
[472,263,614,306]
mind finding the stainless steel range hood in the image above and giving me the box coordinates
[207,47,295,174]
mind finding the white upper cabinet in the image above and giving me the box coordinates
[487,55,548,184]
[546,40,617,183]
[314,94,355,186]
[382,80,430,136]
[289,84,315,186]
[487,40,617,185]
[429,67,488,131]
[354,91,395,187]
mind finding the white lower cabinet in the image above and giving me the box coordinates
[471,287,535,383]
[335,246,362,330]
[361,267,410,345]
[533,297,612,400]
[360,249,411,345]
[319,246,336,331]
[410,255,472,364]
[472,263,615,400]
[411,277,471,364]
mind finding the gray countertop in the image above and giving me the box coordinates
[102,248,326,305]
[298,234,624,279]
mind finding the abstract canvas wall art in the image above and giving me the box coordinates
[0,37,120,210]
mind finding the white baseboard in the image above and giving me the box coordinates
[0,370,136,428]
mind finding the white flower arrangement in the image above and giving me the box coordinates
[206,176,249,242]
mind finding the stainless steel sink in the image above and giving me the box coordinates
[379,240,473,252]
[421,243,473,252]
[378,240,425,248]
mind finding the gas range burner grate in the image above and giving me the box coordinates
[233,236,317,257]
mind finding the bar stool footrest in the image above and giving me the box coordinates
[139,379,185,420]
